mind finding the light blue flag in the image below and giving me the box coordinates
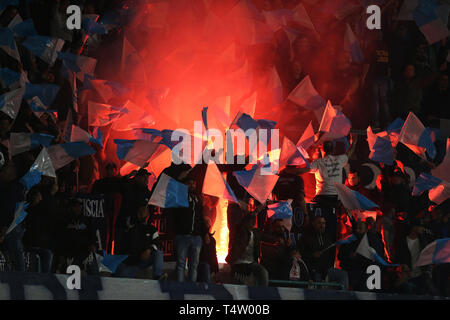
[412,173,442,196]
[267,201,293,220]
[24,83,60,107]
[149,173,189,208]
[82,17,108,36]
[100,252,128,273]
[11,19,37,37]
[0,27,21,61]
[7,201,29,234]
[22,35,64,65]
[0,68,20,88]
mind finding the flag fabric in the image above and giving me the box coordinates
[413,0,449,44]
[138,129,178,149]
[110,100,155,131]
[335,183,379,211]
[292,3,319,36]
[20,147,56,190]
[114,139,159,168]
[22,35,64,66]
[82,17,108,36]
[335,234,357,246]
[0,28,21,61]
[399,112,436,159]
[231,111,259,132]
[428,182,450,205]
[0,68,20,88]
[297,121,315,151]
[233,167,279,204]
[202,162,238,203]
[279,136,310,171]
[415,238,450,267]
[0,86,25,119]
[70,125,103,147]
[432,138,450,183]
[6,202,29,235]
[412,173,443,196]
[356,233,399,266]
[317,101,352,142]
[267,200,293,219]
[57,51,97,82]
[10,19,37,37]
[99,253,128,273]
[48,142,95,170]
[88,101,127,127]
[83,78,129,103]
[148,173,189,208]
[24,83,60,107]
[344,23,364,63]
[132,128,163,143]
[9,132,54,156]
[287,75,326,111]
[263,9,293,32]
[384,117,405,147]
[367,126,394,165]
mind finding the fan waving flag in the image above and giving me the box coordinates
[48,142,95,170]
[412,173,443,196]
[233,167,279,204]
[22,35,64,66]
[367,126,394,165]
[356,233,398,266]
[20,147,56,190]
[414,238,450,267]
[114,139,159,168]
[149,173,189,208]
[10,132,54,156]
[335,183,379,211]
[287,75,325,111]
[399,112,436,159]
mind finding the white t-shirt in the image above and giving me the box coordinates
[407,237,422,278]
[310,154,348,196]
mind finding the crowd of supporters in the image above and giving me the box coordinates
[0,0,449,297]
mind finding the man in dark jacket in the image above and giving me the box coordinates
[394,219,436,295]
[115,205,165,280]
[170,172,208,282]
[0,160,26,271]
[226,212,278,286]
[298,216,335,281]
[197,216,219,283]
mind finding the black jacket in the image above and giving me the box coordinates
[121,219,160,266]
[395,235,430,269]
[199,233,219,273]
[298,227,335,277]
[0,180,25,229]
[57,213,96,258]
[169,191,208,237]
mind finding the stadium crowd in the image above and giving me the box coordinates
[0,0,449,297]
